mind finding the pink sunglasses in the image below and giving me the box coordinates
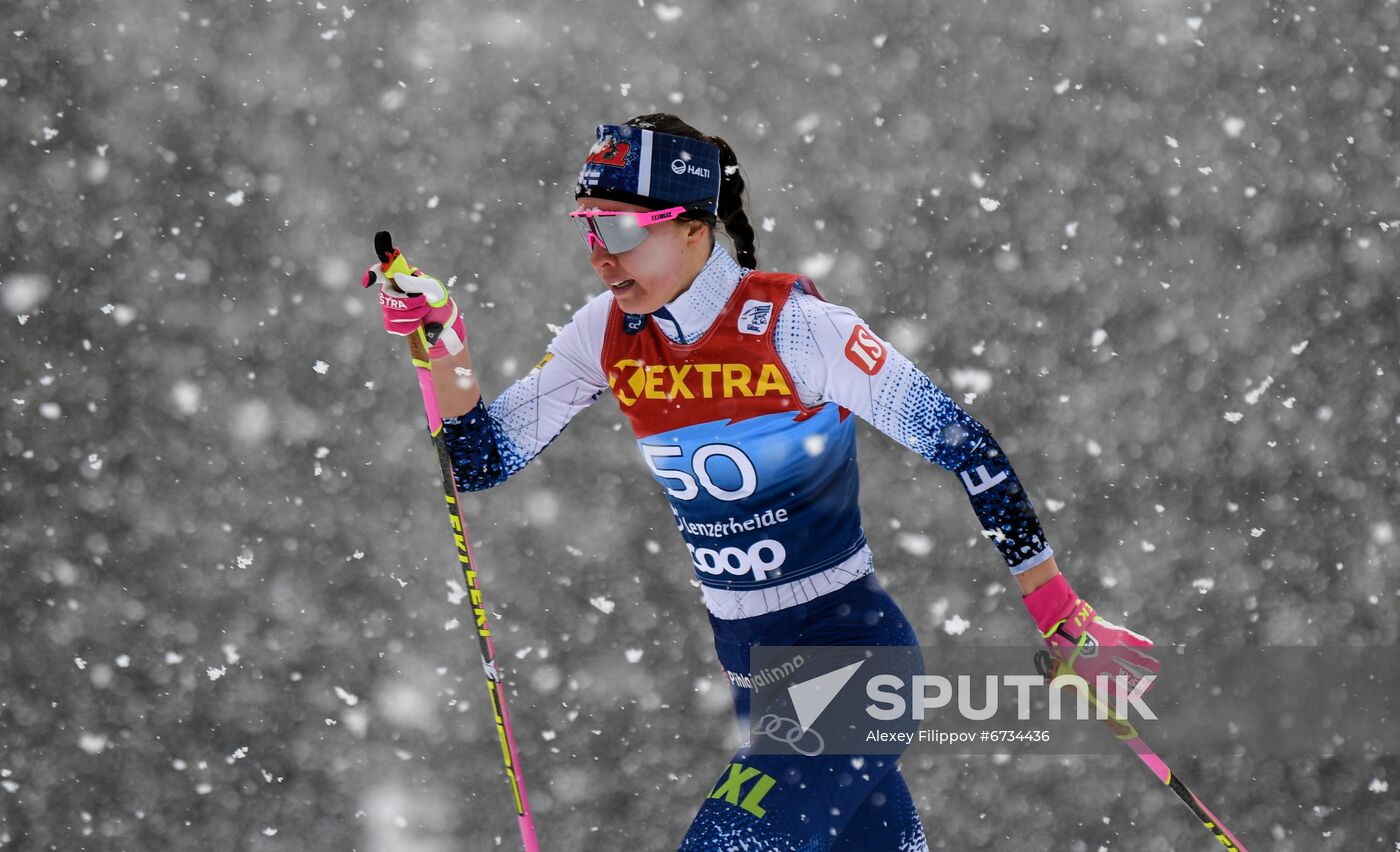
[569,206,688,254]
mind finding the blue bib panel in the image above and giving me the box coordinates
[640,405,865,591]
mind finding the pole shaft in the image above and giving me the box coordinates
[1035,651,1245,850]
[407,331,541,851]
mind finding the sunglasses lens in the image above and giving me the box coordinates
[572,213,651,254]
[597,215,648,253]
[573,216,597,248]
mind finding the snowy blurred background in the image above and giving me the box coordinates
[3,0,1397,849]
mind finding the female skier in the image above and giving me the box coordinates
[369,114,1158,850]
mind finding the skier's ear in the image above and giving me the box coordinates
[683,217,711,243]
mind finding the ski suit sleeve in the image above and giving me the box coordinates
[776,292,1053,574]
[442,295,610,492]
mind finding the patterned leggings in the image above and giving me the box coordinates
[679,574,929,851]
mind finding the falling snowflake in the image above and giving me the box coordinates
[1244,376,1274,405]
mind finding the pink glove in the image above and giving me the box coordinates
[1023,573,1160,708]
[362,250,466,359]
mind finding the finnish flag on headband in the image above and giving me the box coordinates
[576,124,722,215]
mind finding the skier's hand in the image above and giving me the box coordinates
[1022,574,1159,707]
[363,251,466,358]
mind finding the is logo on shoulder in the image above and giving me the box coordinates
[844,325,887,376]
[738,300,774,335]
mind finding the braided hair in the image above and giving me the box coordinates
[623,113,759,270]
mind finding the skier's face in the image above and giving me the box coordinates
[577,198,712,315]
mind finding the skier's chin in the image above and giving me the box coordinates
[614,286,658,314]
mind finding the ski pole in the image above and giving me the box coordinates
[1033,650,1246,851]
[374,230,541,852]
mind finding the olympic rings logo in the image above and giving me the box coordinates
[752,713,826,757]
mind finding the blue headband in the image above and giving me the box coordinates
[575,124,722,215]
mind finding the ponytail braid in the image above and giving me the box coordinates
[709,137,759,270]
[623,113,760,269]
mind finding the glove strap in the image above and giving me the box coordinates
[1022,573,1080,637]
[381,251,413,281]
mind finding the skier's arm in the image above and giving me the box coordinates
[438,297,610,492]
[429,344,480,418]
[778,294,1053,584]
[374,256,609,492]
[779,293,1159,698]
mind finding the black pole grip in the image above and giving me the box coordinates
[374,230,395,265]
